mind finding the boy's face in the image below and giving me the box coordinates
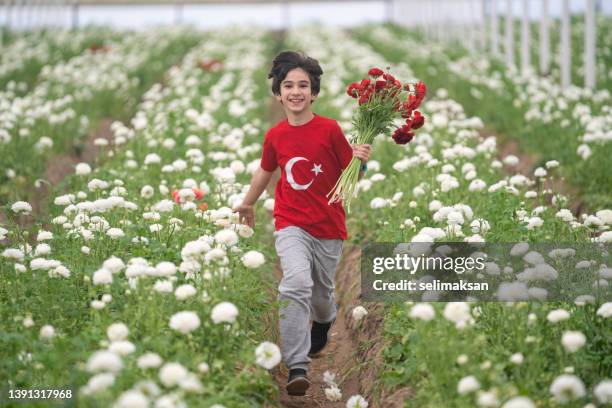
[276,68,316,115]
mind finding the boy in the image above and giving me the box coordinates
[236,51,371,396]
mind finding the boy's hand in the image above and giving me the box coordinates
[236,203,255,228]
[352,144,372,163]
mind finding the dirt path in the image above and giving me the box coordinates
[266,245,411,408]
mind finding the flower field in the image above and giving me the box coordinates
[1,20,611,408]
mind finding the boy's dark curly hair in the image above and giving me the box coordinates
[268,51,323,97]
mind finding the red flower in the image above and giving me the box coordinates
[392,128,415,145]
[415,81,427,102]
[368,67,384,77]
[346,82,360,98]
[360,78,371,88]
[375,80,387,91]
[198,202,208,211]
[193,188,205,201]
[410,111,425,129]
[171,190,181,204]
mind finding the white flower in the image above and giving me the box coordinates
[154,280,173,293]
[106,228,124,239]
[255,341,281,369]
[170,311,201,334]
[594,379,612,404]
[409,303,435,321]
[325,386,343,401]
[443,302,471,325]
[237,224,254,238]
[346,394,368,408]
[86,350,123,373]
[214,228,239,246]
[241,250,265,268]
[545,160,559,168]
[83,372,115,394]
[114,390,149,408]
[141,185,154,199]
[155,262,177,277]
[107,323,129,341]
[477,390,499,407]
[323,370,337,387]
[457,354,468,365]
[596,302,612,318]
[174,284,197,300]
[549,374,585,403]
[75,163,92,175]
[93,268,113,285]
[547,309,571,323]
[109,341,135,356]
[501,396,535,408]
[211,301,238,324]
[137,352,163,369]
[561,331,586,353]
[103,257,125,274]
[457,375,480,394]
[197,362,209,373]
[510,353,524,365]
[36,230,53,241]
[159,362,188,387]
[352,306,368,322]
[40,325,55,339]
[11,201,32,214]
[2,248,24,261]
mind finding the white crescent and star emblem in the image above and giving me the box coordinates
[285,156,323,190]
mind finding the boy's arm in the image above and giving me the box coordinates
[236,167,274,227]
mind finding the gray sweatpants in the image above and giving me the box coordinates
[273,226,344,371]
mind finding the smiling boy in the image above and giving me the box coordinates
[236,51,371,396]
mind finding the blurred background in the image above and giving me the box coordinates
[0,0,610,30]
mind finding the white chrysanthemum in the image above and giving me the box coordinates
[197,362,209,373]
[107,323,129,341]
[154,280,173,293]
[241,250,265,268]
[11,201,32,214]
[114,390,149,408]
[594,380,612,404]
[255,341,281,369]
[75,163,92,176]
[2,248,24,261]
[170,311,201,334]
[86,350,123,373]
[596,302,612,318]
[352,306,368,322]
[346,394,368,408]
[501,396,535,408]
[325,385,342,402]
[237,224,254,238]
[457,375,480,394]
[211,302,239,324]
[410,303,435,321]
[159,362,188,387]
[443,302,471,324]
[174,284,197,300]
[561,331,586,353]
[547,309,571,323]
[323,370,337,387]
[137,352,163,369]
[549,374,585,403]
[477,390,499,407]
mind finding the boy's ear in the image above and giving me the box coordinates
[275,94,283,104]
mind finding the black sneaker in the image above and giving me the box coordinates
[308,317,335,357]
[286,368,310,396]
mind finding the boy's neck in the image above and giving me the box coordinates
[286,110,315,126]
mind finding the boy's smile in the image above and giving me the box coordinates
[277,68,317,123]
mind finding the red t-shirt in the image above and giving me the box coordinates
[260,114,353,240]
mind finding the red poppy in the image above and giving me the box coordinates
[198,203,208,211]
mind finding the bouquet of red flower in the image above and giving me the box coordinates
[327,67,427,210]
